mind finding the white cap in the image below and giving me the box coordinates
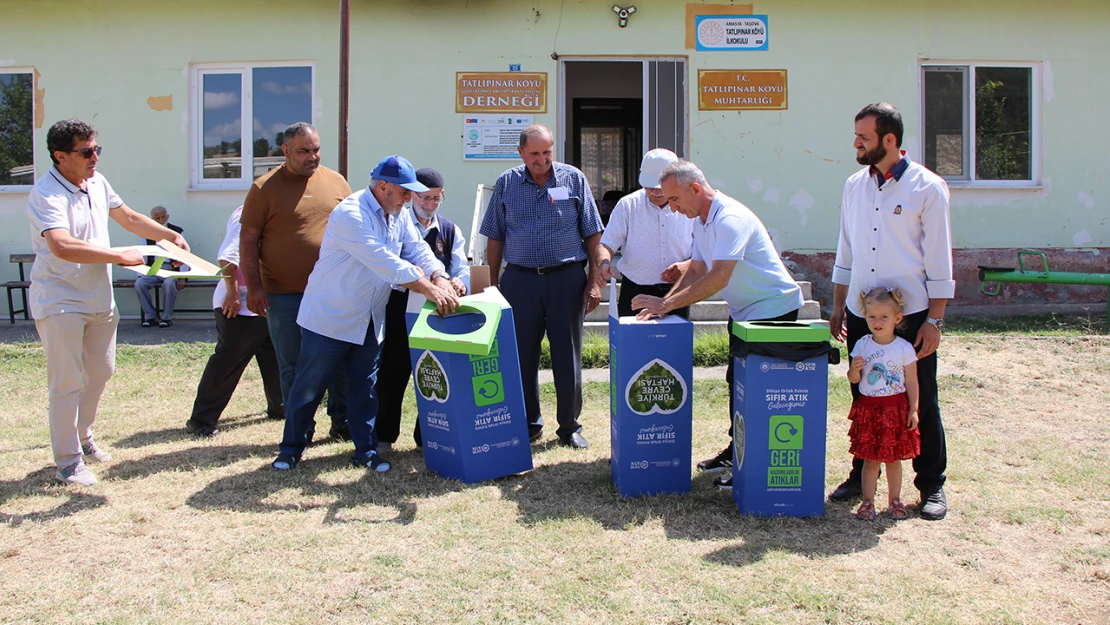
[638,148,679,189]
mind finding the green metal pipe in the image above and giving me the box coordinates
[977,249,1110,321]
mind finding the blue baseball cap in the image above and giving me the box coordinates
[371,155,428,192]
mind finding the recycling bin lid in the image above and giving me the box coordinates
[408,298,503,356]
[731,320,830,343]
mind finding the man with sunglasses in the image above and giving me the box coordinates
[272,155,459,472]
[374,167,469,451]
[26,118,190,486]
[596,148,694,319]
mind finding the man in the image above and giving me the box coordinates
[828,102,953,520]
[27,119,189,486]
[597,148,694,318]
[375,167,470,451]
[480,125,604,449]
[240,122,353,442]
[134,205,186,328]
[185,205,284,438]
[633,160,803,490]
[272,155,459,472]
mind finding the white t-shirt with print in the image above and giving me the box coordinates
[851,335,918,397]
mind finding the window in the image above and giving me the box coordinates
[191,63,314,188]
[922,63,1038,185]
[0,71,34,189]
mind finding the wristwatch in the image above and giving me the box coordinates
[430,269,447,282]
[925,317,945,332]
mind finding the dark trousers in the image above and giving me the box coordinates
[279,324,382,462]
[725,309,800,439]
[374,288,422,446]
[844,309,947,493]
[189,310,284,427]
[500,263,587,440]
[617,278,690,319]
[266,292,347,431]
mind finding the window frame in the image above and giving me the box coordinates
[0,67,37,193]
[188,61,315,190]
[919,60,1042,188]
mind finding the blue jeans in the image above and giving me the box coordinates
[279,324,382,463]
[266,293,347,428]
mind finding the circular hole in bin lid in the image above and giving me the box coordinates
[425,307,488,335]
[747,321,811,328]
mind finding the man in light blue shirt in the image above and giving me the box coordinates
[273,155,459,472]
[634,159,803,490]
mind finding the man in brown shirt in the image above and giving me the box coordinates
[240,122,353,441]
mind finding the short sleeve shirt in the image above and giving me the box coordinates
[240,165,352,294]
[26,167,123,318]
[850,335,918,397]
[692,192,803,321]
[479,162,603,268]
[599,189,694,286]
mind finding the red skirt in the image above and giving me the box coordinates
[847,393,921,463]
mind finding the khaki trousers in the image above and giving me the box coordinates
[35,308,119,468]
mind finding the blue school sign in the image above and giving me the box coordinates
[408,289,533,483]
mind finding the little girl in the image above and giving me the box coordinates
[847,287,921,520]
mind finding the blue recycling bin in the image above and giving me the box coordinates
[730,321,835,517]
[407,288,533,483]
[607,281,693,497]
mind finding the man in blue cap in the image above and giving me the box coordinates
[273,155,460,472]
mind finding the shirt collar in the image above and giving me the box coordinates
[869,151,910,185]
[703,193,725,225]
[48,166,86,195]
[409,206,439,233]
[361,186,386,218]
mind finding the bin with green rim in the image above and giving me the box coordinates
[730,320,836,517]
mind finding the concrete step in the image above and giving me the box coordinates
[598,280,812,302]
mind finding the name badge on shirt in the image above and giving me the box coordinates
[548,187,570,202]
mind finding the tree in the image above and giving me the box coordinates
[0,74,33,185]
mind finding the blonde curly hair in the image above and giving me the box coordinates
[858,286,908,330]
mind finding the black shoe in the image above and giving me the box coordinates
[272,453,299,470]
[828,478,863,502]
[266,411,285,420]
[158,319,173,328]
[713,475,733,491]
[529,428,543,442]
[696,446,733,474]
[559,432,589,449]
[919,487,948,521]
[329,422,351,442]
[185,420,219,438]
[140,319,153,328]
[351,454,391,473]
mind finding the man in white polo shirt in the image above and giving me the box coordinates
[272,155,459,473]
[27,118,189,486]
[827,102,954,520]
[596,148,694,318]
[633,159,803,490]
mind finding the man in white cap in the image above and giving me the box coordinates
[272,155,459,473]
[596,148,694,318]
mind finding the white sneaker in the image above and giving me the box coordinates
[81,441,113,463]
[56,462,98,486]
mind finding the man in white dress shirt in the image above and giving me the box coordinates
[827,102,954,520]
[597,149,694,318]
[272,155,459,472]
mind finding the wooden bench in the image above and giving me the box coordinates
[4,254,34,324]
[114,277,221,323]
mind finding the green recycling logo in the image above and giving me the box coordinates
[625,359,687,415]
[415,351,450,403]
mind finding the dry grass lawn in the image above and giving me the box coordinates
[0,336,1108,624]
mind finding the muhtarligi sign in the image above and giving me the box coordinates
[698,70,787,111]
[456,72,547,113]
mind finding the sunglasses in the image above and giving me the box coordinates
[68,146,103,159]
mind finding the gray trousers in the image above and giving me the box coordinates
[500,262,587,440]
[135,275,180,321]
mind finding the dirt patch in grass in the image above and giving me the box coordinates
[0,337,1107,624]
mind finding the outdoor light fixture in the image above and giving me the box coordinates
[612,4,636,27]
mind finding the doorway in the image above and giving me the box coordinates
[559,58,687,223]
